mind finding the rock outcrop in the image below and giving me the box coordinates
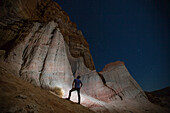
[0,0,95,71]
[99,61,147,100]
[0,0,169,113]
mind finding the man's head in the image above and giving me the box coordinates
[77,76,81,79]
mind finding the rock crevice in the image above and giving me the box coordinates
[97,72,123,100]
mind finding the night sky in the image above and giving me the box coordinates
[54,0,170,91]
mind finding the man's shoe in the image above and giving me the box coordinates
[66,98,70,100]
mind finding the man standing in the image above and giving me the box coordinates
[67,76,83,104]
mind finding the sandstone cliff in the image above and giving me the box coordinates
[0,0,95,71]
[0,0,169,113]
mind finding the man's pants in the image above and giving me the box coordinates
[68,88,80,104]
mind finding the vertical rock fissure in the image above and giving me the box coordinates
[97,72,123,100]
[39,29,55,87]
[20,45,29,76]
[97,72,106,84]
[19,23,41,77]
[54,33,60,62]
[21,25,40,62]
[115,70,125,96]
[39,47,49,87]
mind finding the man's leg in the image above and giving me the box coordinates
[68,88,76,100]
[77,88,80,104]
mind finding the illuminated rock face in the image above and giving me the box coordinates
[0,0,95,70]
[99,61,147,100]
[0,0,94,96]
[76,61,147,104]
[1,21,74,93]
[0,0,153,113]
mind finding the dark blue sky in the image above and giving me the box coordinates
[54,0,170,91]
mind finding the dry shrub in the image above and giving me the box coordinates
[50,87,63,97]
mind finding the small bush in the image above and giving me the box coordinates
[50,87,63,97]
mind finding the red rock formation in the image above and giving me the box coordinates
[101,61,125,72]
[0,0,169,113]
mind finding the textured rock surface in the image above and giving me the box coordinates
[0,0,169,113]
[1,66,170,113]
[0,67,95,113]
[0,0,95,70]
[0,21,74,96]
[99,61,147,100]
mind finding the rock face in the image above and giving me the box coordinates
[0,0,95,71]
[1,21,74,94]
[100,61,147,100]
[0,67,95,113]
[0,0,169,113]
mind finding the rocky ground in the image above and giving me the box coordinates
[0,67,95,113]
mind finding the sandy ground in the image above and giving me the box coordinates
[0,67,95,113]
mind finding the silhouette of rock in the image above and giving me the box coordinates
[145,87,170,108]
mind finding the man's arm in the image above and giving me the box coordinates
[80,81,83,88]
[72,80,75,88]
